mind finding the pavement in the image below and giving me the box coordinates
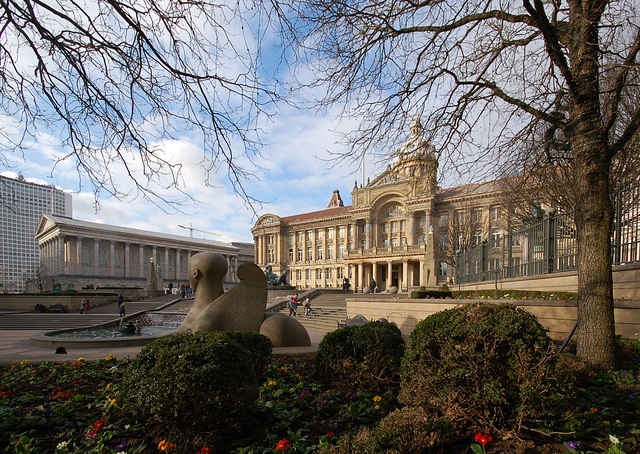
[0,297,324,365]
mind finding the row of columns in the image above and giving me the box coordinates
[39,234,239,282]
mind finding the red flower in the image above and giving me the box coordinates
[474,433,493,446]
[90,418,107,430]
[53,386,63,393]
[327,432,334,437]
[275,439,291,452]
[197,447,212,454]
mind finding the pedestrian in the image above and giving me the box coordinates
[80,298,86,314]
[119,301,126,317]
[304,297,312,319]
[84,299,91,314]
[343,277,350,293]
[168,282,174,294]
[291,293,299,316]
[286,298,294,316]
[370,278,377,294]
[117,294,124,309]
[180,283,186,298]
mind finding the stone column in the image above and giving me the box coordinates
[76,236,83,275]
[139,244,145,278]
[372,262,378,289]
[164,247,169,280]
[419,259,426,286]
[409,216,415,246]
[94,238,100,276]
[357,262,363,291]
[58,234,65,275]
[175,249,181,280]
[402,260,408,291]
[124,242,130,278]
[110,240,115,277]
[387,261,393,288]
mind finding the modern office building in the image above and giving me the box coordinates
[251,118,507,292]
[0,173,72,293]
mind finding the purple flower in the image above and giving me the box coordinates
[629,393,636,399]
[327,422,339,429]
[116,442,127,450]
[300,390,310,397]
[567,441,582,450]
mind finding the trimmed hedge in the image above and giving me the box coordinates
[316,322,405,391]
[115,331,269,439]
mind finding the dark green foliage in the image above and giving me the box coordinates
[218,330,272,379]
[115,332,260,438]
[400,303,573,434]
[410,290,452,299]
[316,322,405,391]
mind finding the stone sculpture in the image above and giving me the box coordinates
[177,252,310,347]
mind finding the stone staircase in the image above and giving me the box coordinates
[275,290,348,334]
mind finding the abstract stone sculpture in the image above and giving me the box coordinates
[177,252,310,347]
[264,264,288,286]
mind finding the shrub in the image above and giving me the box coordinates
[316,322,405,391]
[115,332,260,439]
[218,331,272,379]
[400,303,573,435]
[410,289,452,299]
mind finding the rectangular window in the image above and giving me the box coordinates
[392,221,398,232]
[306,269,311,280]
[289,234,294,244]
[327,245,334,259]
[417,234,425,245]
[439,261,448,277]
[360,240,366,249]
[472,209,483,223]
[474,230,483,246]
[297,232,303,242]
[316,246,323,260]
[337,267,343,279]
[383,222,389,233]
[316,230,323,240]
[327,229,334,240]
[338,243,345,258]
[455,210,465,225]
[307,247,313,261]
[401,237,407,246]
[316,268,322,279]
[288,249,294,262]
[382,238,388,248]
[490,205,501,222]
[391,238,398,247]
[338,227,345,239]
[400,220,406,232]
[306,231,313,241]
[439,235,448,251]
[419,215,427,227]
[490,228,501,247]
[296,270,302,280]
[297,248,303,261]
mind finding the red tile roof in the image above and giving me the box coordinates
[281,205,351,223]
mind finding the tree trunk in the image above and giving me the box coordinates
[573,137,616,369]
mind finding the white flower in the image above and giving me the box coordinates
[56,441,69,449]
[609,434,620,444]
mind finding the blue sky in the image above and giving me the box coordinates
[1,103,395,244]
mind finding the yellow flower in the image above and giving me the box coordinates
[105,396,117,407]
[77,357,86,363]
[267,380,277,386]
[20,359,30,366]
[373,395,382,403]
[590,408,598,413]
[588,370,597,376]
[104,354,115,361]
[375,405,380,410]
[106,384,111,391]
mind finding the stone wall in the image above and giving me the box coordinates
[346,297,640,341]
[0,290,164,312]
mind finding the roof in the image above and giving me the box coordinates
[281,205,351,223]
[36,214,239,252]
[436,180,500,199]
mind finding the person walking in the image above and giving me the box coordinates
[119,300,126,317]
[80,298,86,314]
[84,299,91,314]
[369,278,377,294]
[304,297,312,319]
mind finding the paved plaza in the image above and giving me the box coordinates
[0,296,323,365]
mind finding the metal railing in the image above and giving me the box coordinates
[455,182,640,284]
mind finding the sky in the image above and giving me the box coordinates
[1,103,395,245]
[0,2,469,247]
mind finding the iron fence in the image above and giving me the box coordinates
[455,181,640,284]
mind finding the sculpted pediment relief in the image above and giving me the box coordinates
[369,170,410,188]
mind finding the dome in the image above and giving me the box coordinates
[394,117,437,165]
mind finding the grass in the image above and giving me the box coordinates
[1,343,639,454]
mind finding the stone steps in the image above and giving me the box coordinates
[276,290,348,333]
[0,314,120,330]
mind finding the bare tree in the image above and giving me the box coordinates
[285,0,640,367]
[436,204,484,271]
[0,0,284,209]
[27,264,52,293]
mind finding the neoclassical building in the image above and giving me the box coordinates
[252,118,507,292]
[35,214,251,290]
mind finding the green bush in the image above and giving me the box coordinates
[316,322,405,391]
[218,331,272,379]
[410,290,452,299]
[452,289,578,300]
[400,303,573,435]
[115,332,260,439]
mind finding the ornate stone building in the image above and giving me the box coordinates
[34,214,250,290]
[252,118,507,292]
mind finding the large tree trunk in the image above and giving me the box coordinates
[573,137,616,369]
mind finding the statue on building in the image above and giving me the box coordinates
[177,252,310,347]
[264,265,288,286]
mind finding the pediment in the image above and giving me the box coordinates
[368,169,411,188]
[34,215,57,238]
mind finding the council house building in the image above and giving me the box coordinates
[252,118,509,292]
